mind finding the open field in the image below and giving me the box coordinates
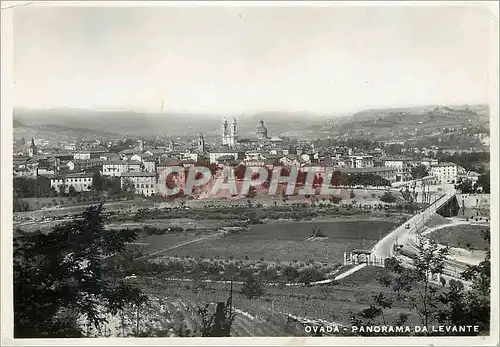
[154,220,397,263]
[429,224,490,251]
[131,266,423,330]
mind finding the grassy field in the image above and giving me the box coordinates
[158,220,397,263]
[429,224,490,251]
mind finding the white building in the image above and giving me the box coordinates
[429,162,458,184]
[181,152,199,163]
[74,151,92,160]
[142,158,157,172]
[121,172,157,196]
[382,156,413,182]
[349,155,374,168]
[419,157,439,168]
[50,172,94,193]
[279,155,302,167]
[209,150,244,164]
[37,168,56,176]
[102,160,142,177]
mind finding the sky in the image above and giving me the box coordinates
[13,3,495,114]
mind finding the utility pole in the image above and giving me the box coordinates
[229,279,233,322]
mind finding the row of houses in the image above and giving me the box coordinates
[14,143,471,197]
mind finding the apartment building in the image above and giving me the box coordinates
[102,160,142,177]
[121,171,157,196]
[50,172,94,193]
[429,162,458,184]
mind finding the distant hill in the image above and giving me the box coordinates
[350,104,488,122]
[12,104,489,142]
[13,108,337,139]
[330,104,490,139]
[12,114,121,140]
[13,119,25,128]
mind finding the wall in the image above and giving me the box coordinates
[457,193,490,208]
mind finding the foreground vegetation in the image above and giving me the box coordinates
[13,203,490,337]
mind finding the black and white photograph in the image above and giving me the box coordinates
[1,1,498,345]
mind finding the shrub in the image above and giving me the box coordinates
[380,192,397,204]
[298,267,326,286]
[240,275,264,300]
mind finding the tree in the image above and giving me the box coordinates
[298,267,326,286]
[91,172,104,192]
[380,192,397,203]
[68,185,77,197]
[355,238,449,334]
[58,183,67,197]
[13,176,52,198]
[240,275,264,300]
[477,172,490,193]
[13,203,143,337]
[436,230,490,334]
[13,196,30,212]
[122,178,136,195]
[456,179,474,194]
[246,186,257,199]
[411,164,428,180]
[198,297,236,337]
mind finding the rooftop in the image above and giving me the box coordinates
[66,172,94,178]
[381,156,414,162]
[121,171,157,177]
[102,160,142,165]
[339,167,396,173]
[432,162,458,168]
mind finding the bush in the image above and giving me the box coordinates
[298,267,326,286]
[330,195,342,204]
[240,275,264,300]
[380,192,397,203]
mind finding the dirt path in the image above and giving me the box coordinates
[134,232,224,260]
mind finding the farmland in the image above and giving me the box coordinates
[84,266,423,337]
[98,265,423,337]
[156,220,397,263]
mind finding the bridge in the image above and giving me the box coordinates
[312,181,465,286]
[371,189,458,260]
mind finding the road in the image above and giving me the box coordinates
[328,182,465,282]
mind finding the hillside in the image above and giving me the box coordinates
[13,119,25,128]
[12,104,489,142]
[329,104,490,140]
[13,120,120,141]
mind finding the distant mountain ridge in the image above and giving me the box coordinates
[13,104,489,141]
[13,108,333,139]
[12,115,121,141]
